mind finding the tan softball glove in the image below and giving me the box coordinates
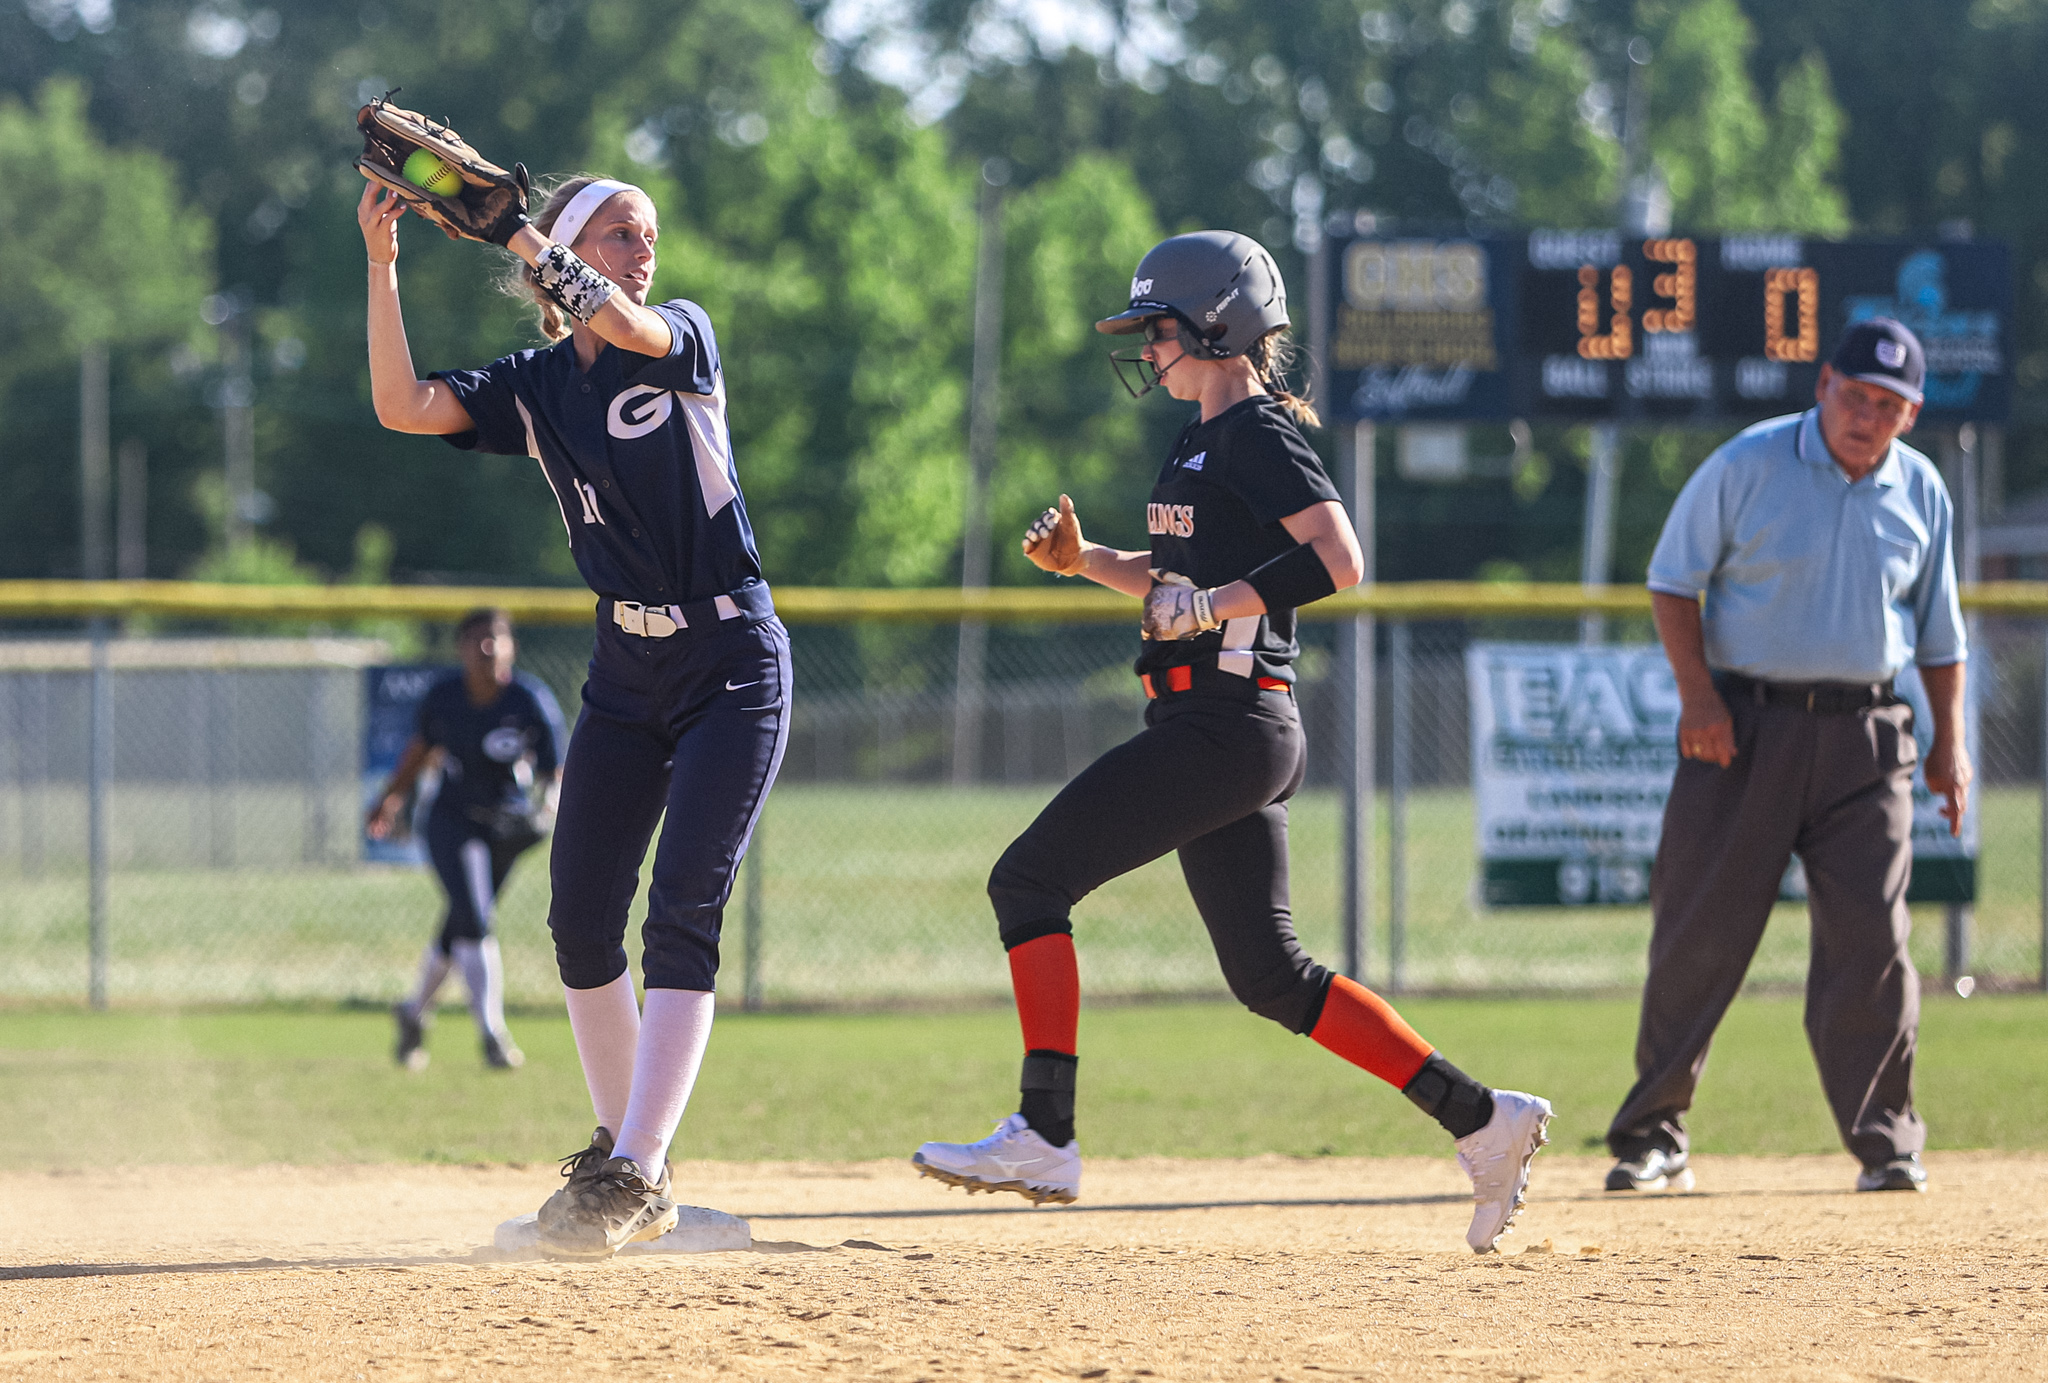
[355,94,532,246]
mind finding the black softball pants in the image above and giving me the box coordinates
[988,684,1335,1034]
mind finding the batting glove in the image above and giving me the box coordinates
[1142,570,1220,640]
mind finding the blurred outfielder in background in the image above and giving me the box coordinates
[366,607,564,1073]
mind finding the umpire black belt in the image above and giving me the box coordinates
[605,580,774,638]
[1714,670,1898,715]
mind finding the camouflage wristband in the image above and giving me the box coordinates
[532,244,616,323]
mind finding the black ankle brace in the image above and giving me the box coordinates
[1019,1050,1078,1148]
[1401,1052,1495,1140]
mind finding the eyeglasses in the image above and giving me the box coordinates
[1833,377,1915,423]
[1143,318,1179,344]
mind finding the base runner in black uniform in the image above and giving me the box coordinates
[361,162,788,1258]
[912,232,1553,1252]
[369,608,566,1072]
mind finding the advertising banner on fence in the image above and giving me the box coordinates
[1467,642,1977,907]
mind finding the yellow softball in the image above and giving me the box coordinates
[402,149,462,198]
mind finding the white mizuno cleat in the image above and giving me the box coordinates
[1455,1089,1553,1253]
[912,1113,1080,1206]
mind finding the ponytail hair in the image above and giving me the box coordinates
[497,173,610,342]
[1246,328,1321,430]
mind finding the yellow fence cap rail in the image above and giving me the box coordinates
[0,578,2042,623]
[0,580,598,624]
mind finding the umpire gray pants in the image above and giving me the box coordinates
[1607,687,1925,1168]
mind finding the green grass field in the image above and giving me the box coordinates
[4,994,2043,1168]
[3,783,2042,1006]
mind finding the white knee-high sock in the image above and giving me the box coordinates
[451,937,509,1038]
[563,974,641,1136]
[613,989,716,1175]
[403,944,452,1017]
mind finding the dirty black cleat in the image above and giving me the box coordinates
[538,1127,615,1209]
[536,1155,678,1259]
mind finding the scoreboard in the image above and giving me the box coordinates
[1327,231,2012,424]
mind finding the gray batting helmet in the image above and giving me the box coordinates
[1095,230,1290,359]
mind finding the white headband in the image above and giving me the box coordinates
[549,179,642,251]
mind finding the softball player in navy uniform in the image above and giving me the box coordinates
[368,608,565,1072]
[912,232,1553,1252]
[359,172,790,1257]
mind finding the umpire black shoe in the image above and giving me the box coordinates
[1856,1155,1927,1192]
[1605,1146,1693,1192]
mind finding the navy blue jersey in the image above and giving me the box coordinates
[1136,396,1341,685]
[432,301,763,604]
[416,671,566,818]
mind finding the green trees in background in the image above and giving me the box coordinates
[0,0,1167,589]
[876,0,1859,582]
[570,0,1164,585]
[0,74,213,568]
[1636,0,1846,233]
[0,77,212,367]
[0,0,2040,588]
[1738,0,2048,475]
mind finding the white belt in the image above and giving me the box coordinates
[611,595,741,638]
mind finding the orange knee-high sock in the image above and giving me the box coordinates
[1310,975,1434,1088]
[1007,933,1080,1055]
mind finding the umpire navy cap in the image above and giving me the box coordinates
[1831,317,1925,404]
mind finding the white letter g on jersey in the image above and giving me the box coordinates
[607,385,674,439]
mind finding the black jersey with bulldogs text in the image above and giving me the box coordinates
[416,671,566,821]
[1136,395,1342,686]
[430,301,762,605]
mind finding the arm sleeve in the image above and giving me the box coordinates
[1215,415,1342,526]
[521,675,568,776]
[1645,454,1727,598]
[622,300,721,395]
[1911,483,1968,667]
[428,353,538,456]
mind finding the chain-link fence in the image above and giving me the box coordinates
[1,607,2042,1007]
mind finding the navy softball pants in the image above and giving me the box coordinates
[546,610,791,992]
[423,809,527,951]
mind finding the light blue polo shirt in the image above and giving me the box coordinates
[1646,409,1966,684]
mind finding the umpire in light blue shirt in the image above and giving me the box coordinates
[1605,318,1970,1197]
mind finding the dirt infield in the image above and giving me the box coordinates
[2,1153,2043,1381]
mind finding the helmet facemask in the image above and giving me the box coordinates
[1108,312,1223,399]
